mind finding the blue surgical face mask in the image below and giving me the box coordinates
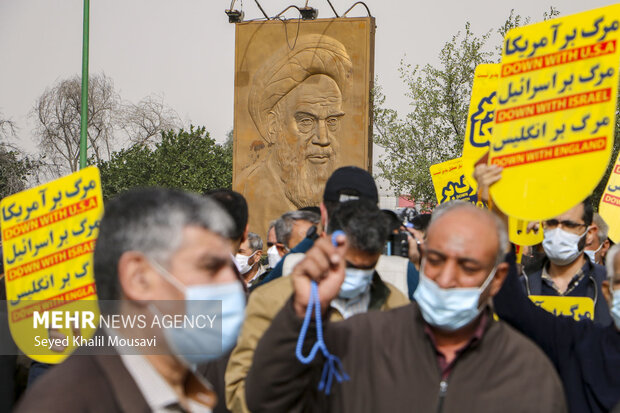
[339,268,374,299]
[149,260,246,365]
[413,261,497,331]
[610,286,620,330]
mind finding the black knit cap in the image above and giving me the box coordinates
[323,166,378,204]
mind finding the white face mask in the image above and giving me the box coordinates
[584,243,603,263]
[542,227,588,266]
[413,261,497,331]
[267,245,281,268]
[234,251,257,274]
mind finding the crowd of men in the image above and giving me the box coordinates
[2,164,620,413]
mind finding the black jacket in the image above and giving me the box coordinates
[521,255,612,326]
[495,251,620,413]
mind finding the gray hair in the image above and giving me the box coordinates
[94,188,233,305]
[430,201,509,266]
[593,213,609,244]
[267,220,277,237]
[606,244,620,280]
[274,210,320,248]
[247,232,263,252]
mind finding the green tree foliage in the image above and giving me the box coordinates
[33,73,180,177]
[373,8,578,205]
[97,126,232,199]
[0,149,40,198]
[0,112,40,198]
[374,23,494,203]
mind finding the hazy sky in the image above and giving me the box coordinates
[0,0,616,178]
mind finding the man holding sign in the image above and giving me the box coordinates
[494,239,620,413]
[522,197,612,325]
[474,162,611,327]
[474,163,620,411]
[15,188,246,412]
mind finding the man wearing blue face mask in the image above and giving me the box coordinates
[323,199,405,319]
[246,202,566,412]
[15,188,246,413]
[522,197,612,326]
[225,198,409,413]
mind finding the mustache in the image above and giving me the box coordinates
[305,149,333,158]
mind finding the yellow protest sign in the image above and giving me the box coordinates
[462,63,500,185]
[2,167,103,363]
[599,153,620,243]
[489,5,620,221]
[508,217,543,246]
[429,158,477,204]
[529,295,594,321]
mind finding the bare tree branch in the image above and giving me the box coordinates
[118,94,181,147]
[32,74,181,178]
[32,73,120,175]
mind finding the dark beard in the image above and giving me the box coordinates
[274,144,337,208]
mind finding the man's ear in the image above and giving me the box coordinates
[319,202,328,233]
[118,251,156,301]
[602,239,611,255]
[488,262,509,298]
[253,250,263,265]
[585,224,598,247]
[266,111,279,145]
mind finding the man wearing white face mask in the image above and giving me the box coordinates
[585,212,611,265]
[225,199,408,413]
[246,202,566,412]
[235,232,265,287]
[494,242,620,413]
[15,188,246,413]
[265,222,280,269]
[523,197,612,326]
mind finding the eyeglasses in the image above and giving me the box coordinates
[542,219,587,230]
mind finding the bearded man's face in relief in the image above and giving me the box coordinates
[267,74,343,207]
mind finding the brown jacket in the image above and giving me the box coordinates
[14,350,151,413]
[15,339,217,412]
[225,272,409,413]
[246,301,567,413]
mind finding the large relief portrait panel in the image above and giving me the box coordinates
[233,17,375,238]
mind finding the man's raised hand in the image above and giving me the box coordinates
[291,233,347,318]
